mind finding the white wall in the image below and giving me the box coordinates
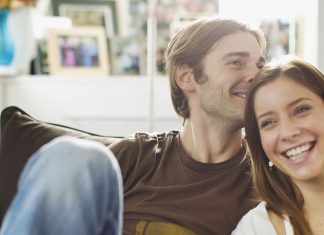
[0,76,182,136]
[318,0,324,72]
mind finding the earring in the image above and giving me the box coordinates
[268,161,274,171]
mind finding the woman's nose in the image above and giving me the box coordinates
[280,120,301,141]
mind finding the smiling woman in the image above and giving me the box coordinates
[232,56,324,235]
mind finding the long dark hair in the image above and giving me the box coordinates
[244,57,324,235]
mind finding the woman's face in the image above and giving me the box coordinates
[254,76,324,184]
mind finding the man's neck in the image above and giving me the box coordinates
[179,119,243,163]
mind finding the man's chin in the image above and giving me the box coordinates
[227,116,244,132]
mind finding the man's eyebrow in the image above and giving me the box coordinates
[222,52,266,63]
[222,52,250,60]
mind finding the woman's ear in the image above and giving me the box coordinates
[174,64,196,92]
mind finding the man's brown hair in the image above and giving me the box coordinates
[165,17,266,119]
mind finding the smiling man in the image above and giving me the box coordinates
[0,17,267,235]
[110,17,266,235]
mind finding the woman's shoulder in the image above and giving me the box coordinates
[231,201,278,235]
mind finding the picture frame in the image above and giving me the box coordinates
[259,18,296,61]
[48,27,109,76]
[35,39,50,74]
[293,16,305,58]
[172,0,219,20]
[32,16,73,74]
[109,36,146,75]
[58,3,115,38]
[52,0,118,35]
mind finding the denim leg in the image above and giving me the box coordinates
[0,136,123,235]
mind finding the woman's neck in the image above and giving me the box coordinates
[298,180,324,235]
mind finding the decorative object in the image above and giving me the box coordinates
[0,0,39,73]
[0,8,14,65]
[259,18,297,60]
[52,0,118,35]
[110,36,146,75]
[32,16,72,74]
[48,26,109,75]
[58,3,115,38]
[268,161,274,171]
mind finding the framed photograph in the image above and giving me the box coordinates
[32,16,72,75]
[294,16,305,58]
[34,39,50,74]
[259,19,296,61]
[173,0,219,20]
[58,4,114,38]
[110,36,146,75]
[48,27,109,76]
[52,0,118,36]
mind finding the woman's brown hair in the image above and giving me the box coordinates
[244,57,324,235]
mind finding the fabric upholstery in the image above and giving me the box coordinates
[0,106,121,224]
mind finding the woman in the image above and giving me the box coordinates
[232,57,324,235]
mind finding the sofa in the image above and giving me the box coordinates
[0,106,122,224]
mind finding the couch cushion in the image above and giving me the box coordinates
[0,106,122,224]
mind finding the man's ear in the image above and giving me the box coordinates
[174,64,195,92]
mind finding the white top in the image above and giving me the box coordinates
[231,201,294,235]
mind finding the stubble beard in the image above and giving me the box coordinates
[198,73,245,132]
[220,111,244,132]
[204,105,244,132]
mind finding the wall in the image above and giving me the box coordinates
[0,76,182,136]
[318,0,324,72]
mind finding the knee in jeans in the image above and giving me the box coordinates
[27,136,120,191]
[39,136,117,169]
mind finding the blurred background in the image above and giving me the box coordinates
[0,0,323,136]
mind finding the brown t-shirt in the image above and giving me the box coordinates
[109,131,255,235]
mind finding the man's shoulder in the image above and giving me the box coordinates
[135,130,179,141]
[109,130,179,154]
[109,130,180,178]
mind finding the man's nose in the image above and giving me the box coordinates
[243,64,261,83]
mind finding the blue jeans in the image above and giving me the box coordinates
[0,137,123,235]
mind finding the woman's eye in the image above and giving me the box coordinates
[259,119,275,129]
[294,105,310,115]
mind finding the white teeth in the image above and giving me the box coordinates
[285,143,312,158]
[235,92,246,98]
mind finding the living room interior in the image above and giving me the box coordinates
[0,0,323,137]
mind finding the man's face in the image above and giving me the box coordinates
[195,31,265,129]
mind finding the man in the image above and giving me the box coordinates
[0,17,266,235]
[109,17,266,235]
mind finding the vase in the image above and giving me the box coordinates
[0,8,14,65]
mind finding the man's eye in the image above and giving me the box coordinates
[229,60,243,66]
[257,62,265,69]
